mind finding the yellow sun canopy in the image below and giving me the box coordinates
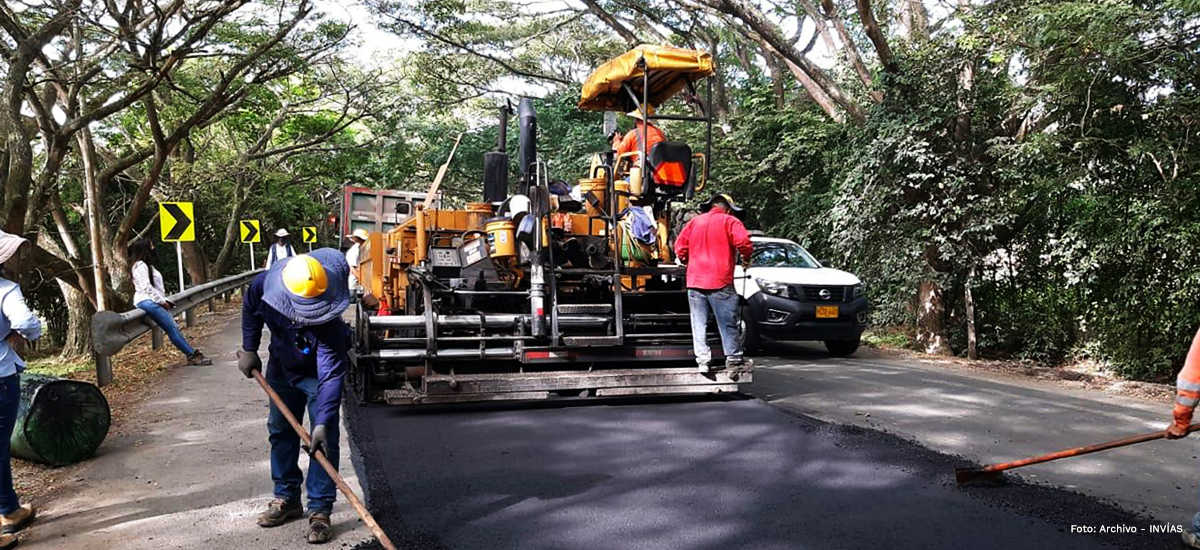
[578,45,714,113]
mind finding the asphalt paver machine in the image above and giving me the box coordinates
[349,45,752,405]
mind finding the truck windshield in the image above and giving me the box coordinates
[752,242,819,268]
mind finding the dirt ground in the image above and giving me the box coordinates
[14,297,242,506]
[861,334,1175,404]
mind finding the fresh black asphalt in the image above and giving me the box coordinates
[345,394,1175,550]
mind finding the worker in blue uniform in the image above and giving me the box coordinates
[237,248,351,544]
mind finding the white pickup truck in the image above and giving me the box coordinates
[734,237,868,356]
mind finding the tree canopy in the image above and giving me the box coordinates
[3,0,1199,381]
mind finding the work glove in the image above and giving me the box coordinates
[236,350,261,378]
[305,424,328,457]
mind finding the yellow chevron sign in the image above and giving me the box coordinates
[240,220,261,243]
[159,202,195,242]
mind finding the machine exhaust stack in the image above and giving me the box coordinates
[518,98,537,196]
[483,104,511,204]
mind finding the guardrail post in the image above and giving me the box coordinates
[185,308,196,327]
[96,354,113,387]
[223,291,231,303]
[208,297,215,313]
[151,328,164,350]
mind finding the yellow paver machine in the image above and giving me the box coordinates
[349,45,752,404]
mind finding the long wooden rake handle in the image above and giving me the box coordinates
[956,421,1200,485]
[252,370,397,550]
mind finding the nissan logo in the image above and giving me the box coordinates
[819,289,831,300]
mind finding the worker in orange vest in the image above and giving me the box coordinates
[612,106,665,160]
[1167,328,1200,547]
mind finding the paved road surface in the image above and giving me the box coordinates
[348,393,1174,549]
[24,317,371,549]
[748,342,1196,524]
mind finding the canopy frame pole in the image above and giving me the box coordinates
[641,57,649,193]
[705,76,712,184]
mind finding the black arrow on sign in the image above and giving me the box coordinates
[164,203,192,240]
[242,221,259,242]
[304,227,317,243]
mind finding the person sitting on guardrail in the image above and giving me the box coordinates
[128,239,212,366]
[0,230,43,548]
[237,249,351,544]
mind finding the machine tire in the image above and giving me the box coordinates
[740,307,761,356]
[825,338,861,357]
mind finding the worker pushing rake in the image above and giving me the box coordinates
[236,249,395,549]
[958,326,1200,548]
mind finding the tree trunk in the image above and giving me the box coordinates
[854,0,898,74]
[182,240,210,285]
[767,55,786,108]
[965,266,977,360]
[58,279,95,358]
[713,0,865,123]
[212,177,254,278]
[915,278,952,356]
[78,128,111,310]
[580,0,640,47]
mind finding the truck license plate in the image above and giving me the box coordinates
[816,306,839,319]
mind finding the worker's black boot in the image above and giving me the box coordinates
[307,512,333,544]
[186,351,212,366]
[725,357,754,369]
[257,499,303,527]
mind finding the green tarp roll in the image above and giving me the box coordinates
[10,375,111,466]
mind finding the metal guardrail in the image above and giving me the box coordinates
[89,269,263,386]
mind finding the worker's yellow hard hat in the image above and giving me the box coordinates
[282,255,328,299]
[627,105,656,121]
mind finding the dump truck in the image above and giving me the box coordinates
[347,45,752,405]
[339,187,437,249]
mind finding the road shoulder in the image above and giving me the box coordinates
[17,315,371,549]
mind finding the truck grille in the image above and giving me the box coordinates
[797,285,847,302]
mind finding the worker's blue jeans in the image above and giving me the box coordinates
[1192,502,1200,535]
[0,374,20,515]
[267,372,339,514]
[687,286,741,365]
[136,300,196,357]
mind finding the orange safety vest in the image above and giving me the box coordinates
[616,123,665,158]
[1174,328,1200,428]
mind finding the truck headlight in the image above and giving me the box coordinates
[852,283,866,299]
[756,278,789,297]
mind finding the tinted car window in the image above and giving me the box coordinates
[752,242,819,268]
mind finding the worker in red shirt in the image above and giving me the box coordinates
[1166,327,1200,547]
[612,106,665,161]
[674,193,754,373]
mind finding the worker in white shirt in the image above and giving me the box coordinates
[266,229,296,269]
[345,229,368,293]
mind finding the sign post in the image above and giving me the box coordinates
[241,220,261,269]
[302,226,318,251]
[159,201,196,326]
